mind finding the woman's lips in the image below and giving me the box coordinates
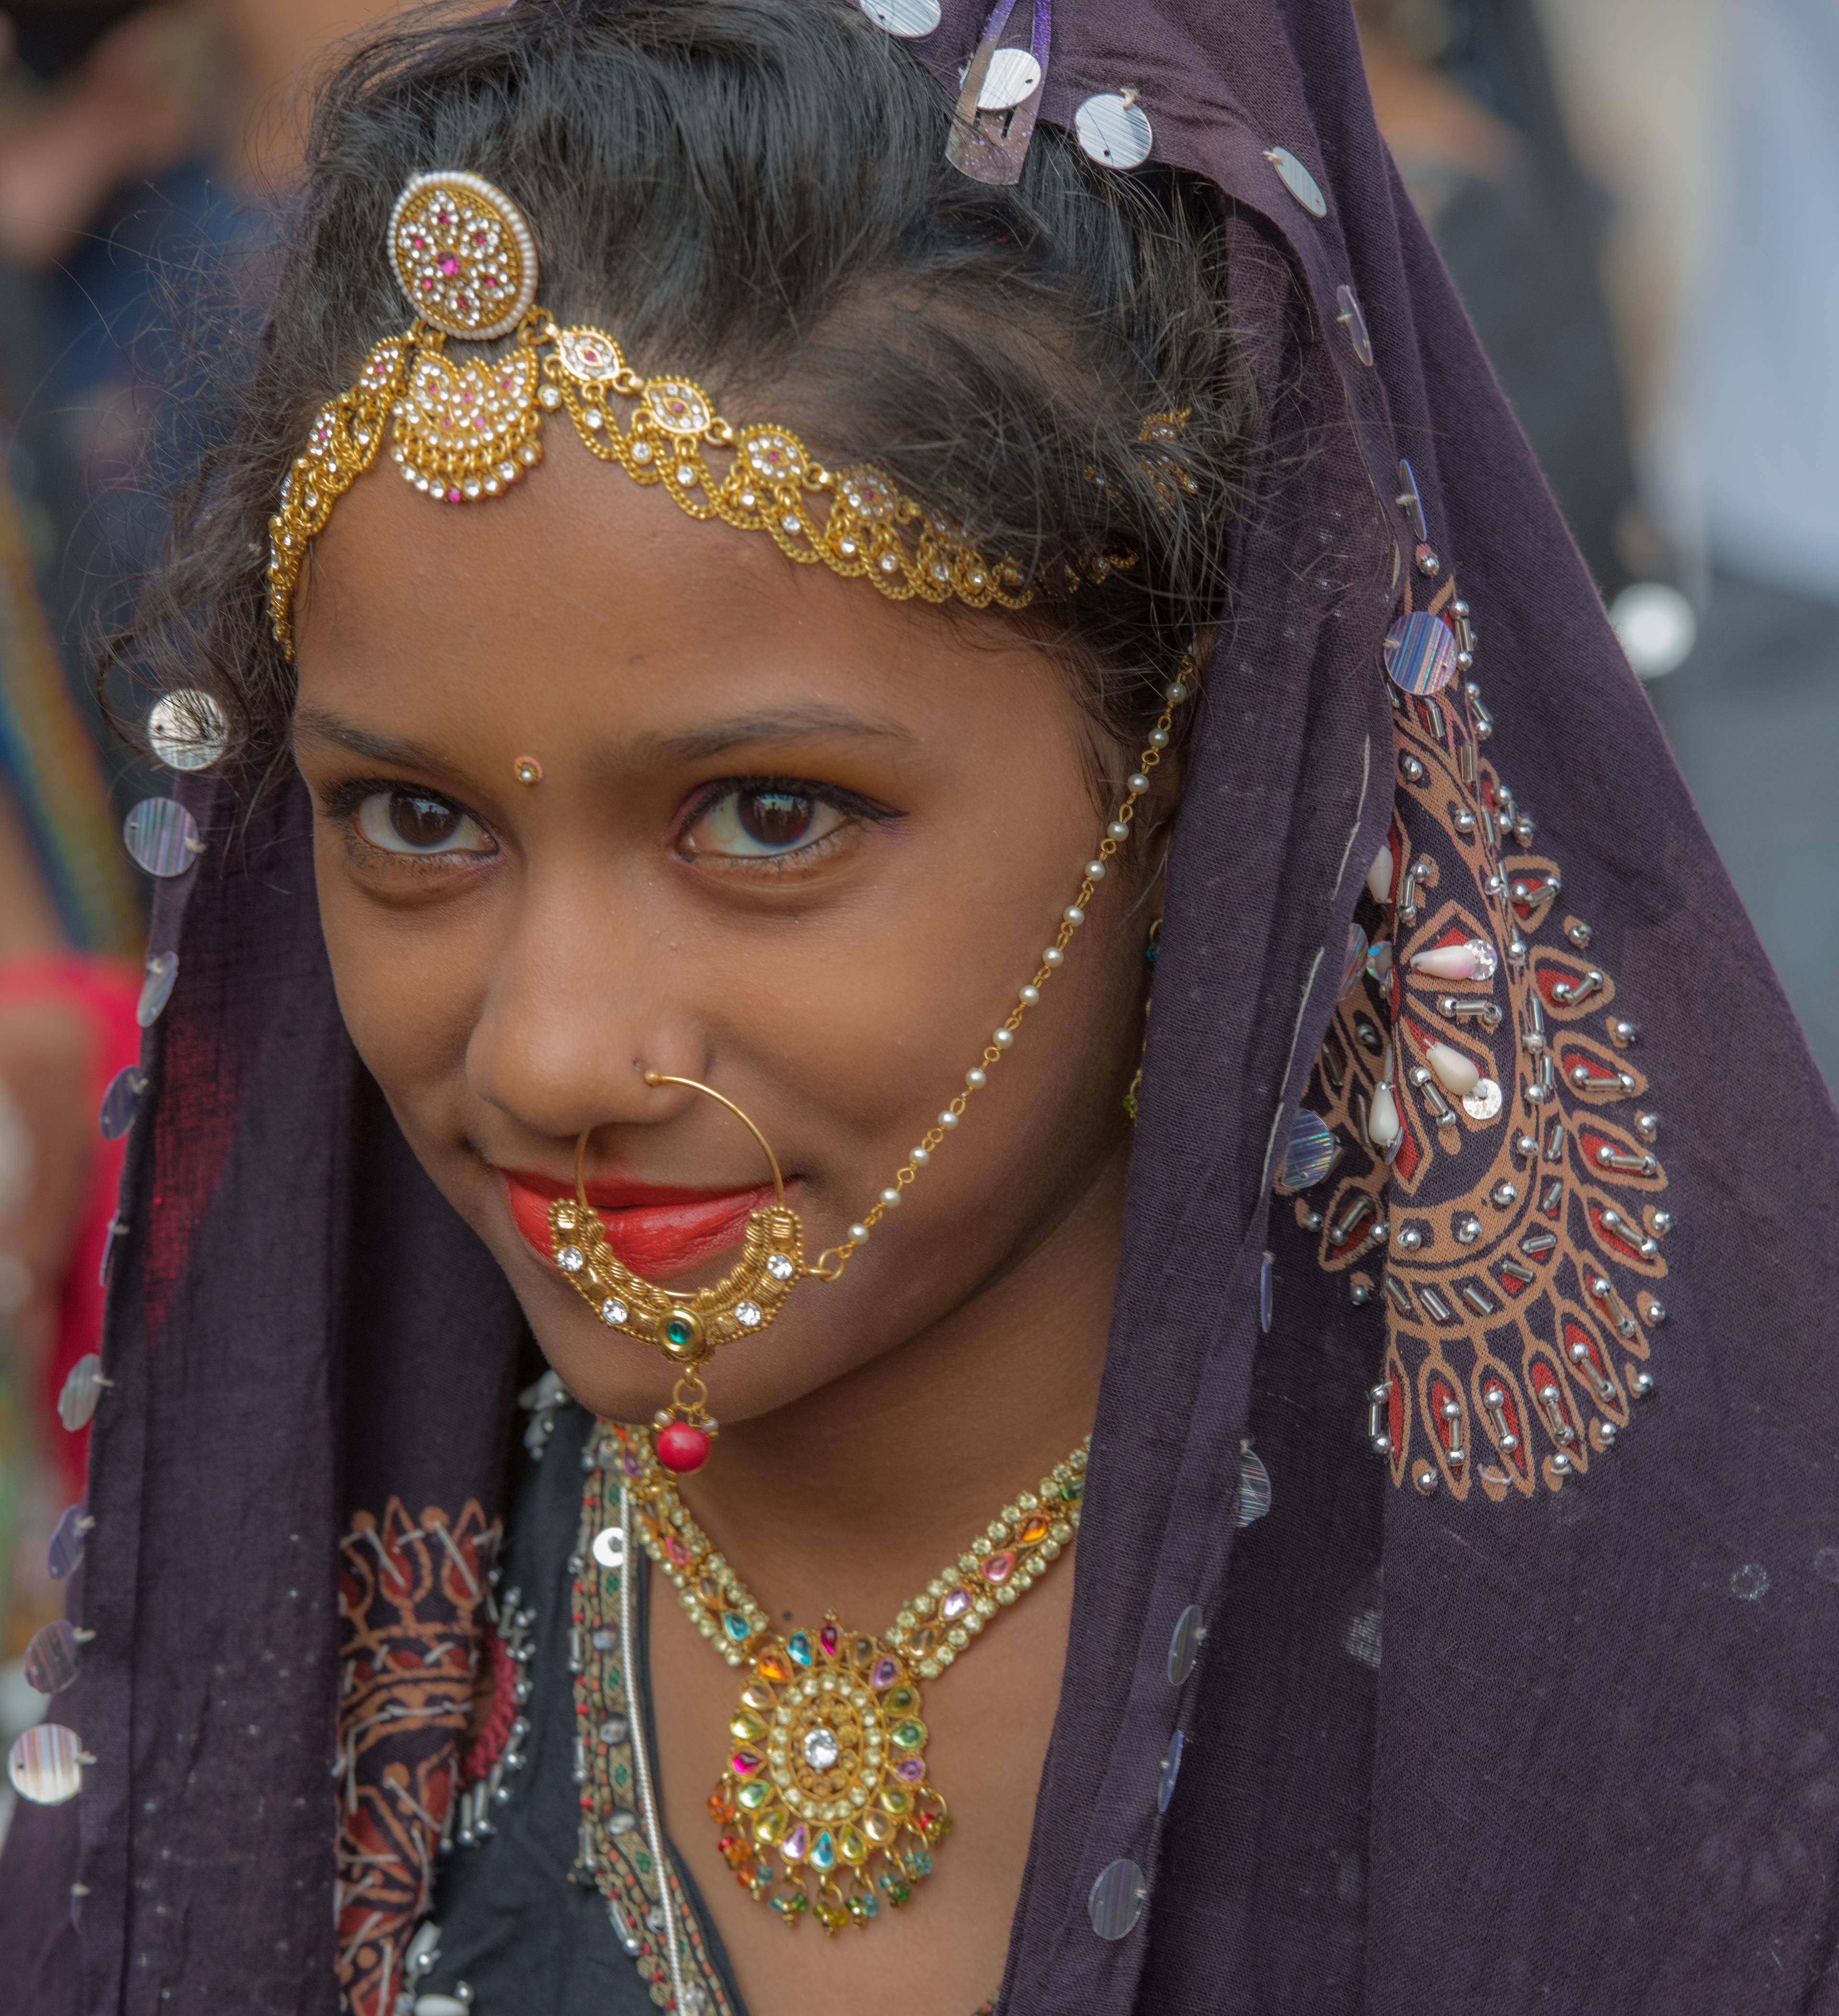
[499,1167,777,1282]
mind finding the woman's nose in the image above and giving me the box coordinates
[464,870,704,1142]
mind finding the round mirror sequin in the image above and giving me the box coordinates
[1075,93,1153,170]
[1166,1602,1205,1685]
[123,798,201,877]
[1340,921,1369,998]
[1157,1728,1184,1814]
[1264,146,1327,217]
[58,1353,108,1431]
[1088,1857,1147,1940]
[858,0,940,34]
[1383,611,1459,696]
[8,1722,83,1805]
[25,1619,80,1695]
[47,1503,89,1582]
[147,689,228,772]
[1336,283,1374,367]
[99,1067,146,1141]
[1237,1446,1273,1527]
[591,1524,625,1570]
[978,47,1042,109]
[137,951,178,1028]
[1275,1110,1340,1195]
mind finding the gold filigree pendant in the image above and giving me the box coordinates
[708,1620,949,1934]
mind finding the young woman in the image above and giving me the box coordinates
[4,3,1833,2014]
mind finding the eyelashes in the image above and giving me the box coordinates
[351,786,495,859]
[318,773,898,879]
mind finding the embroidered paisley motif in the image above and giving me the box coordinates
[1301,582,1669,1503]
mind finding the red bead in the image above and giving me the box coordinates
[656,1422,712,1473]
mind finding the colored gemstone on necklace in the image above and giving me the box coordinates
[722,1610,752,1642]
[663,1312,699,1349]
[757,1647,792,1683]
[810,1829,837,1871]
[894,1757,925,1783]
[884,1685,918,1715]
[839,1824,869,1865]
[870,1657,899,1689]
[891,1721,925,1751]
[730,1710,767,1744]
[787,1631,813,1667]
[803,1726,840,1770]
[981,1550,1016,1584]
[782,1823,810,1863]
[941,1587,972,1620]
[754,1807,787,1845]
[737,1779,770,1811]
[819,1622,840,1659]
[731,1748,764,1777]
[1019,1513,1051,1545]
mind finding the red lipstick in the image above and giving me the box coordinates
[499,1166,777,1281]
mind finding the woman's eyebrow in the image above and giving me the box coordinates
[625,704,918,765]
[292,706,457,772]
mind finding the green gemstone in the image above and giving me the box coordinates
[664,1313,697,1348]
[891,1721,925,1750]
[1061,1478,1084,1502]
[880,1876,913,1906]
[737,1780,771,1811]
[885,1685,918,1714]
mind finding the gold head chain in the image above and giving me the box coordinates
[265,170,1033,658]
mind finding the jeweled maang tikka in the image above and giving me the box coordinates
[265,170,1030,659]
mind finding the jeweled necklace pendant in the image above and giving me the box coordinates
[612,1423,1088,1935]
[712,1620,945,1931]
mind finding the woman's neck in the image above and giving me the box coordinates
[663,1137,1128,1630]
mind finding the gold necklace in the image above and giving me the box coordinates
[602,1421,1087,1934]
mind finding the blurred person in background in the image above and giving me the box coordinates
[1354,0,1646,600]
[0,0,432,1823]
[1639,0,1839,1088]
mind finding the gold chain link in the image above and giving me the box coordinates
[809,646,1200,1282]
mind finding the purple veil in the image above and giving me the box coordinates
[6,2,1837,2012]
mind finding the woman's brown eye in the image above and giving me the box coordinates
[686,786,845,861]
[353,789,493,858]
[740,791,814,848]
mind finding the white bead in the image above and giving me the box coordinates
[1166,681,1188,702]
[992,1028,1014,1048]
[1107,821,1130,841]
[1366,844,1393,905]
[1426,1041,1481,1097]
[1368,1081,1402,1150]
[1044,947,1065,967]
[1064,906,1086,927]
[1149,729,1169,748]
[879,1188,901,1208]
[939,1110,960,1128]
[1127,773,1151,794]
[848,1223,871,1243]
[1019,985,1040,1006]
[909,1147,930,1166]
[1085,861,1106,880]
[966,1067,988,1089]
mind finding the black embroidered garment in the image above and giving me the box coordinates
[4,2,1837,2014]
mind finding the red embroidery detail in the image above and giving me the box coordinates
[335,1499,497,2016]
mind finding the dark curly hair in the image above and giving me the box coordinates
[117,0,1250,773]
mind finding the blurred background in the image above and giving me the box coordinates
[0,0,1834,1832]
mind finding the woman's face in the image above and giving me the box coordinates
[292,426,1157,1427]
